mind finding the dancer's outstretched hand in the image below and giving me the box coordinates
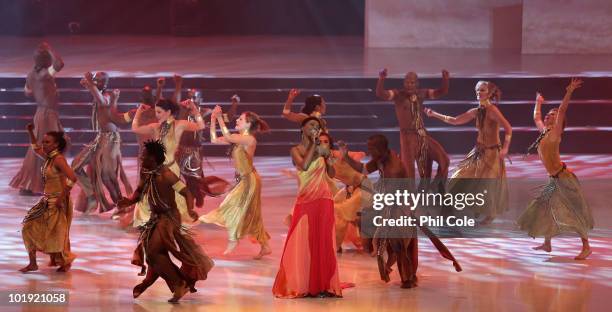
[566,78,583,92]
[212,105,223,117]
[379,68,388,79]
[79,78,88,88]
[442,69,449,80]
[536,92,544,104]
[157,77,165,87]
[424,108,435,117]
[173,74,182,85]
[287,88,300,100]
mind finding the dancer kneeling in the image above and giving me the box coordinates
[342,135,461,288]
[119,140,214,303]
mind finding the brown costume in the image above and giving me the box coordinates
[131,165,214,297]
[72,84,132,213]
[389,88,449,191]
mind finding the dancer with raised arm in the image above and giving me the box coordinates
[425,80,511,224]
[281,89,327,128]
[199,105,271,259]
[71,72,133,214]
[174,80,233,208]
[131,88,206,227]
[517,79,593,260]
[20,124,76,273]
[376,69,450,192]
[11,42,67,196]
[342,135,461,289]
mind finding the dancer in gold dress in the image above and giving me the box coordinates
[20,124,76,273]
[200,106,271,259]
[131,98,206,227]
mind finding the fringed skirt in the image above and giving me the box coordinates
[517,169,594,238]
[22,193,76,267]
[448,144,509,218]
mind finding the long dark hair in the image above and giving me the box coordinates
[302,95,322,115]
[156,98,179,116]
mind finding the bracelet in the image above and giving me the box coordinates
[221,125,230,136]
[172,180,186,192]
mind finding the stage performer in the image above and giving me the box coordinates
[131,94,209,226]
[317,132,369,253]
[376,68,450,192]
[343,135,461,288]
[425,80,511,224]
[173,77,236,208]
[273,117,342,298]
[281,88,327,129]
[199,106,272,259]
[517,79,593,260]
[119,140,214,303]
[11,42,67,196]
[20,124,76,273]
[71,72,133,214]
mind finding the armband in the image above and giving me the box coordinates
[172,180,186,192]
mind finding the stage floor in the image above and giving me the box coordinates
[0,155,611,311]
[2,36,612,78]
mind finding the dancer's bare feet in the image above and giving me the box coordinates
[253,244,271,260]
[223,240,238,256]
[19,264,38,273]
[168,282,189,304]
[400,279,417,289]
[133,285,144,298]
[453,261,463,272]
[532,244,552,252]
[574,248,592,260]
[56,263,71,272]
